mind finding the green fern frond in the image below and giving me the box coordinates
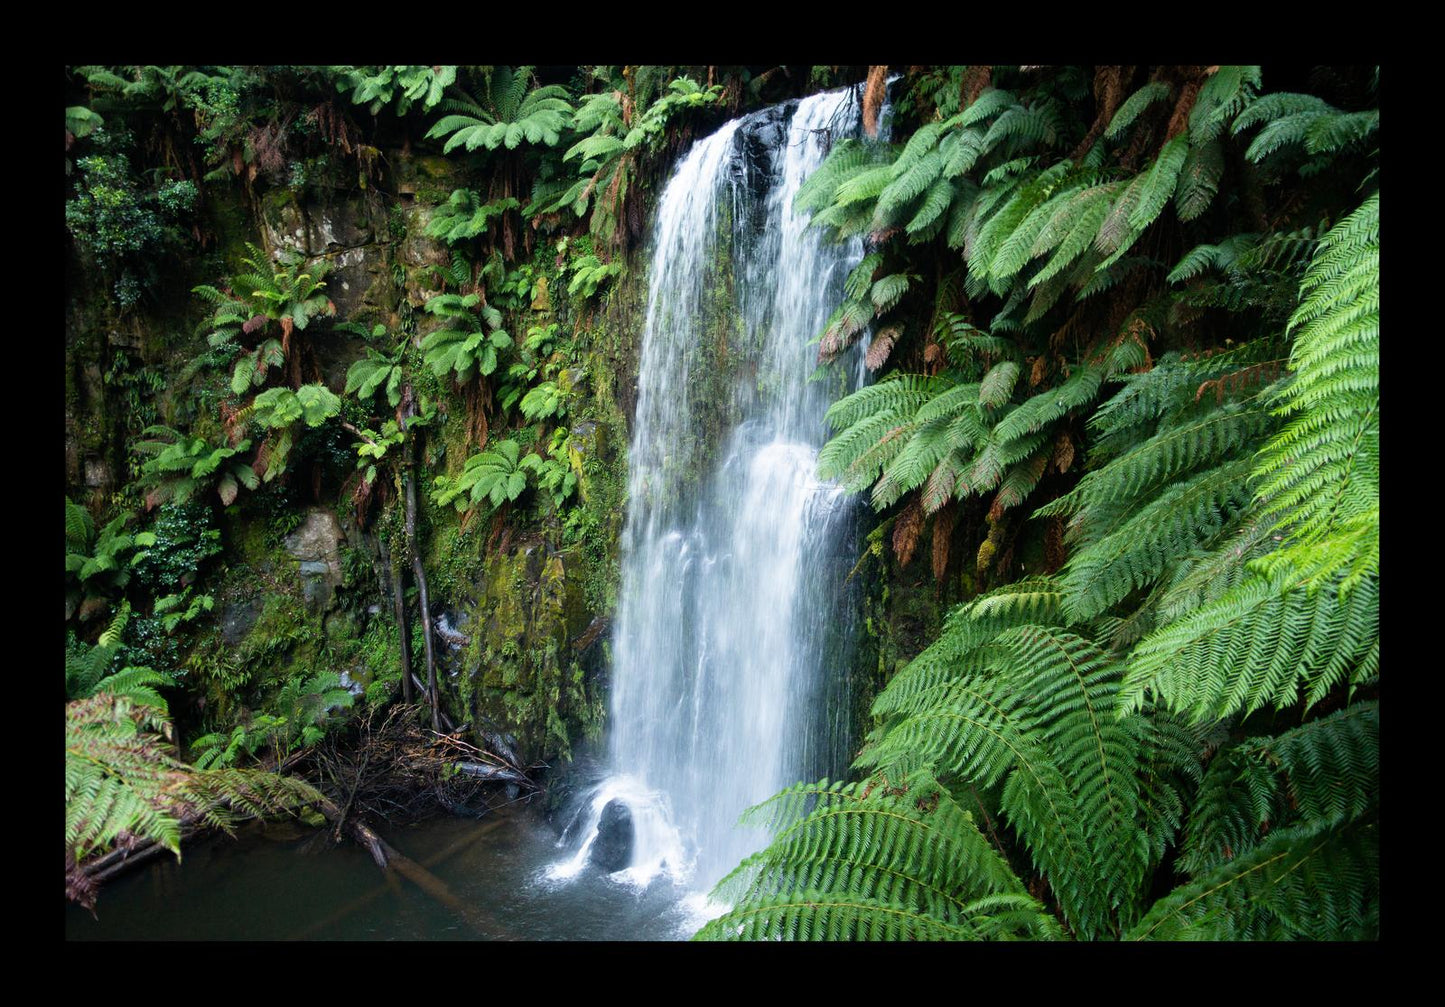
[1060,455,1256,620]
[699,771,1057,941]
[1128,816,1377,940]
[1174,138,1225,222]
[1180,702,1378,876]
[1189,66,1261,142]
[1105,81,1172,141]
[1122,573,1378,721]
[1255,194,1378,574]
[1128,135,1189,232]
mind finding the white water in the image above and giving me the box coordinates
[552,88,867,899]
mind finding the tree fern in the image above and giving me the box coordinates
[1126,817,1377,940]
[1180,702,1378,876]
[1254,193,1379,584]
[67,692,322,909]
[1059,454,1257,621]
[698,772,1059,941]
[1122,571,1378,722]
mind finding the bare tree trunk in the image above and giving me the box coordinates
[376,531,414,705]
[399,386,440,734]
[403,467,440,734]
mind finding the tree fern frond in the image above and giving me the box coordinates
[1180,702,1378,877]
[1105,81,1172,141]
[1061,455,1256,620]
[1174,138,1225,222]
[1254,194,1379,574]
[1128,817,1377,940]
[1189,66,1262,142]
[1128,135,1188,232]
[1123,573,1378,722]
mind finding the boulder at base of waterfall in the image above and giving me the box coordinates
[589,799,634,873]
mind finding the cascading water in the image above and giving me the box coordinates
[551,88,869,903]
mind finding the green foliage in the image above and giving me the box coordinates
[132,426,258,507]
[420,292,513,382]
[433,439,531,512]
[698,772,1060,940]
[426,189,520,245]
[153,586,215,634]
[333,65,457,117]
[66,147,197,260]
[540,73,723,245]
[1253,194,1379,589]
[66,691,321,909]
[66,602,174,712]
[566,254,623,298]
[194,243,334,391]
[128,500,222,595]
[65,135,197,308]
[715,72,1379,937]
[344,329,405,409]
[65,500,156,597]
[426,66,573,153]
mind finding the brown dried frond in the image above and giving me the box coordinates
[1043,516,1067,573]
[931,502,956,583]
[1049,304,1088,354]
[1052,429,1075,473]
[501,209,515,261]
[1194,360,1286,403]
[220,402,248,446]
[892,497,923,568]
[1164,71,1207,141]
[252,438,272,481]
[1070,65,1132,161]
[1030,355,1048,387]
[961,66,993,110]
[867,326,901,372]
[994,541,1015,580]
[863,65,889,138]
[248,122,287,177]
[869,225,905,246]
[465,380,492,448]
[351,471,376,529]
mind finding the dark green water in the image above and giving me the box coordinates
[65,803,710,941]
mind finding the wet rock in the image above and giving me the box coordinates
[530,274,551,311]
[589,799,634,873]
[221,597,263,646]
[83,457,110,489]
[324,609,358,641]
[284,508,346,614]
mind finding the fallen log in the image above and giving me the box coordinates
[310,796,508,938]
[293,814,510,939]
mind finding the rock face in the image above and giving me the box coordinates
[589,799,634,872]
[284,508,346,614]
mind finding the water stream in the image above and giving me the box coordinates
[552,88,868,905]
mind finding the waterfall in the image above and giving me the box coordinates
[552,88,867,897]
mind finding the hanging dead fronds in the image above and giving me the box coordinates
[961,66,993,110]
[931,502,956,583]
[866,326,901,372]
[1052,429,1075,473]
[863,66,889,138]
[893,496,923,567]
[1043,516,1067,574]
[1070,65,1132,161]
